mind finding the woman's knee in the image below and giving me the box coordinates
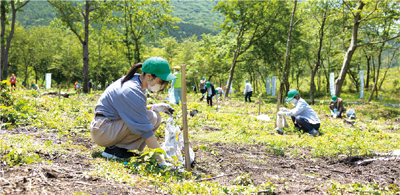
[146,110,162,128]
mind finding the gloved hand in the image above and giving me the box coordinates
[277,111,284,115]
[333,114,337,118]
[280,107,289,112]
[151,103,175,116]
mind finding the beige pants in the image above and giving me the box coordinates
[90,110,162,151]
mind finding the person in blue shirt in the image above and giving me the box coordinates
[90,57,177,168]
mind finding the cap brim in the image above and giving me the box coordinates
[285,97,294,102]
[157,72,177,81]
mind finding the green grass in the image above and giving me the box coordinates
[1,82,400,194]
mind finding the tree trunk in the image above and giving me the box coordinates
[134,38,140,63]
[224,50,239,99]
[277,0,297,111]
[0,1,5,80]
[365,54,370,90]
[347,68,359,92]
[372,56,375,84]
[124,1,132,67]
[368,43,384,102]
[379,46,400,90]
[82,0,90,93]
[334,1,364,97]
[24,58,28,88]
[310,13,326,104]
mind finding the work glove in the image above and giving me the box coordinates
[280,107,289,112]
[151,103,175,116]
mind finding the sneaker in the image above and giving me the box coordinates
[102,146,135,159]
[276,128,284,135]
[308,129,319,137]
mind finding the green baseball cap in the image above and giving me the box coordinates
[285,89,299,102]
[331,95,337,102]
[206,81,210,88]
[245,79,249,82]
[202,77,206,80]
[142,56,177,81]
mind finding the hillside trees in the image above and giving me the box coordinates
[195,33,232,83]
[276,0,298,110]
[334,0,400,97]
[1,0,30,80]
[117,0,180,65]
[49,0,111,93]
[301,1,339,104]
[47,19,81,88]
[214,1,287,98]
[91,23,126,85]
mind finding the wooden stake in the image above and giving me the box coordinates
[258,94,262,115]
[216,93,218,111]
[181,64,191,171]
[59,84,61,99]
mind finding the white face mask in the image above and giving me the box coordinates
[148,79,162,92]
[290,98,297,106]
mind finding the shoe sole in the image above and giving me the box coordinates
[101,152,120,159]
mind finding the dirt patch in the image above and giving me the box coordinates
[0,127,157,195]
[192,141,400,194]
[0,163,157,195]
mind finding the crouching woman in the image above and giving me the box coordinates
[90,57,176,168]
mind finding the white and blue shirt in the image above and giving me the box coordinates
[287,98,320,124]
[94,74,154,140]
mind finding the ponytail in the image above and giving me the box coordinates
[121,63,143,84]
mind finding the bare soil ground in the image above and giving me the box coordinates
[1,126,399,194]
[192,141,400,194]
[0,127,158,195]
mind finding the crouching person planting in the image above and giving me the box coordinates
[275,89,321,137]
[90,57,176,169]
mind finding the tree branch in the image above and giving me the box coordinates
[53,5,84,44]
[15,0,30,12]
[89,6,100,12]
[358,0,380,22]
[343,0,355,17]
[357,34,400,48]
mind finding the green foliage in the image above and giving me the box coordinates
[328,181,400,194]
[168,23,218,41]
[2,148,41,167]
[169,1,224,31]
[1,80,15,106]
[393,79,399,89]
[125,148,169,174]
[234,173,253,186]
[116,0,181,63]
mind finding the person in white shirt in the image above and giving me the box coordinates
[276,89,320,137]
[243,79,253,102]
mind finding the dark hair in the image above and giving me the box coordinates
[121,62,168,88]
[121,63,143,83]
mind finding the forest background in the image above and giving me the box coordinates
[1,0,400,104]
